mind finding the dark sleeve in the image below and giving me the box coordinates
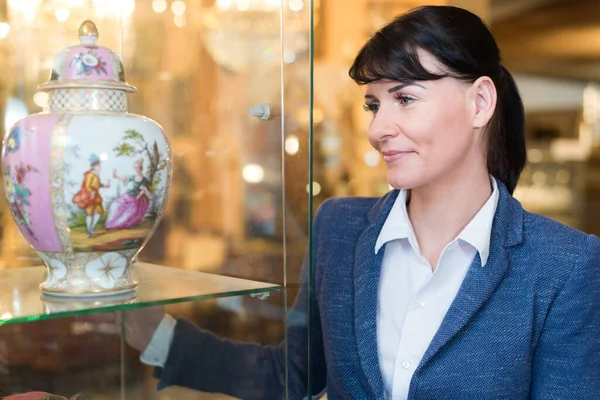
[152,205,330,400]
[530,234,600,399]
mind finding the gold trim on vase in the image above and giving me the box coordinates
[48,88,128,113]
[40,283,138,295]
[39,80,137,93]
[50,114,73,252]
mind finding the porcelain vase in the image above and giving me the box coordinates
[1,21,172,297]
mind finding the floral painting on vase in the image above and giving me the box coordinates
[2,126,39,242]
[70,47,108,77]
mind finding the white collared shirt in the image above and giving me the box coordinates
[375,177,499,399]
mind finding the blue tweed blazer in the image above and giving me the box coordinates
[154,178,600,399]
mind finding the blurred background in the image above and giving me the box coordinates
[0,0,599,398]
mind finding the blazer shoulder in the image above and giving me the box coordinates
[314,196,379,227]
[521,210,600,271]
[311,195,382,252]
[523,210,593,246]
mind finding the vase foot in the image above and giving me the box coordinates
[38,249,138,297]
[40,285,137,298]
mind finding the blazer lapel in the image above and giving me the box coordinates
[416,178,524,372]
[353,190,399,397]
[416,244,509,371]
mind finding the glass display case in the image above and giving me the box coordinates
[0,0,315,398]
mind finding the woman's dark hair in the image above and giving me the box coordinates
[349,6,526,194]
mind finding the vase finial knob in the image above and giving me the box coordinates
[78,20,99,45]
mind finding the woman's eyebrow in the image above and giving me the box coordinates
[388,82,425,93]
[365,82,426,99]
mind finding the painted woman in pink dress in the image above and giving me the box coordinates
[105,159,153,230]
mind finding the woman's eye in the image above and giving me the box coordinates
[363,103,379,113]
[396,95,415,105]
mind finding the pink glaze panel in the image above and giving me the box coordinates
[4,114,62,252]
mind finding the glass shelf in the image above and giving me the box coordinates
[0,263,282,326]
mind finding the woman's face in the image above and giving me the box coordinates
[365,49,487,190]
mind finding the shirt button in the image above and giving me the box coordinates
[402,361,411,369]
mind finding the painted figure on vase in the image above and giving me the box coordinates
[72,154,110,238]
[105,158,153,230]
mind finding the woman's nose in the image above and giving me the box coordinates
[369,111,400,143]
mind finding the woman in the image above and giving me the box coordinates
[104,158,152,230]
[92,6,600,400]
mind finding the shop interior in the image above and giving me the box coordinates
[0,0,598,398]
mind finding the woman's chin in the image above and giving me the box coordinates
[387,175,416,191]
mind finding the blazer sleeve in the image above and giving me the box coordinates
[151,204,330,400]
[530,234,600,399]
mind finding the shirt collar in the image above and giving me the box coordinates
[456,177,499,266]
[374,189,412,254]
[374,176,499,267]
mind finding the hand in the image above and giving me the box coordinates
[120,306,165,351]
[75,306,165,352]
[90,192,96,200]
[141,187,153,200]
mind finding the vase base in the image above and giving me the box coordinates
[40,285,137,298]
[38,249,139,298]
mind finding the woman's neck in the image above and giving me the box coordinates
[407,169,492,270]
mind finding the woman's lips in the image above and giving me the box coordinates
[381,150,414,163]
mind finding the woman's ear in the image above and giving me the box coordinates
[471,76,497,129]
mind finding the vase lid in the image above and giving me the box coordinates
[38,20,136,93]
